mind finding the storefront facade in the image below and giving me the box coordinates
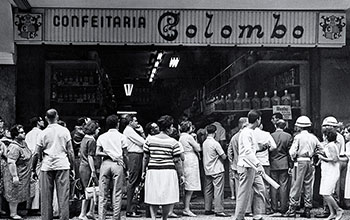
[0,1,348,130]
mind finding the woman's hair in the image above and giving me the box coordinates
[83,120,99,135]
[323,127,337,142]
[10,124,23,139]
[157,115,174,132]
[180,120,192,133]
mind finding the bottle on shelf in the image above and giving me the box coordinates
[261,91,271,109]
[226,93,234,110]
[281,90,291,106]
[233,92,242,110]
[251,91,261,109]
[271,90,281,106]
[242,92,251,110]
[51,84,57,100]
[218,95,226,110]
[291,93,296,107]
[214,96,220,110]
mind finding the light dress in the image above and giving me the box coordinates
[319,142,340,196]
[179,132,201,191]
[345,142,350,199]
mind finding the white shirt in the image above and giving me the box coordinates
[202,136,225,175]
[97,129,127,160]
[211,122,226,142]
[25,127,42,153]
[237,127,260,167]
[123,125,145,153]
[37,124,71,171]
[289,130,321,159]
[254,128,277,166]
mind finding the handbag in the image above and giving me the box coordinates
[70,178,84,201]
[85,177,99,201]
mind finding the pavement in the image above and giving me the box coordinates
[1,209,349,220]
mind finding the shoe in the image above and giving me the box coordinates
[204,210,215,215]
[283,207,296,217]
[126,212,142,218]
[86,213,96,220]
[244,213,253,217]
[182,210,197,217]
[335,209,344,220]
[215,212,231,217]
[10,215,23,220]
[265,209,274,215]
[168,212,179,218]
[253,218,264,220]
[315,212,330,218]
[300,207,311,218]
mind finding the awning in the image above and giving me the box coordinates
[0,0,15,65]
[26,0,350,10]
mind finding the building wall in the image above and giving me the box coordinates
[0,66,16,126]
[16,46,46,127]
[320,47,350,124]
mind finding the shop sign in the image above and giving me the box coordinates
[318,12,346,46]
[14,13,43,41]
[15,9,346,47]
[273,105,292,120]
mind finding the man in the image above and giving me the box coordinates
[271,113,283,129]
[202,124,230,217]
[33,109,75,220]
[123,115,146,217]
[227,117,248,201]
[254,124,277,215]
[316,116,346,218]
[25,116,44,213]
[270,119,293,214]
[284,116,321,218]
[235,110,266,220]
[211,121,227,150]
[96,114,128,220]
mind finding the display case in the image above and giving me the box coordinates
[45,60,103,121]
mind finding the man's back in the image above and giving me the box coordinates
[270,129,292,170]
[38,123,71,171]
[97,129,127,160]
[202,136,224,175]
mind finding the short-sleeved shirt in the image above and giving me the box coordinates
[254,128,277,166]
[289,130,321,159]
[123,125,145,153]
[237,127,260,168]
[96,129,127,160]
[25,127,42,153]
[37,123,71,171]
[79,135,97,167]
[143,133,183,170]
[202,136,225,175]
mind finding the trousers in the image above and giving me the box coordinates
[40,169,70,220]
[98,159,125,220]
[126,152,143,213]
[235,166,265,220]
[204,172,225,213]
[270,169,290,213]
[289,161,314,208]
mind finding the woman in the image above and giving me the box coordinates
[179,121,201,217]
[78,120,100,220]
[343,124,350,204]
[318,128,343,220]
[142,115,184,220]
[4,125,32,220]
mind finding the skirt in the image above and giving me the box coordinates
[183,152,201,191]
[145,169,179,205]
[345,161,350,199]
[319,162,339,195]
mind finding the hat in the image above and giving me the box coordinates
[295,116,312,127]
[322,116,338,127]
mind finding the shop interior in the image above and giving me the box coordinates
[17,45,309,132]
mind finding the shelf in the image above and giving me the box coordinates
[51,101,100,104]
[55,84,98,87]
[228,60,307,81]
[205,107,301,115]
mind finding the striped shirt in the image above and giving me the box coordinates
[144,133,183,170]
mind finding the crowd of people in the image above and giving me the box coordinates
[0,109,349,220]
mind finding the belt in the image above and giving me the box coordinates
[297,157,311,162]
